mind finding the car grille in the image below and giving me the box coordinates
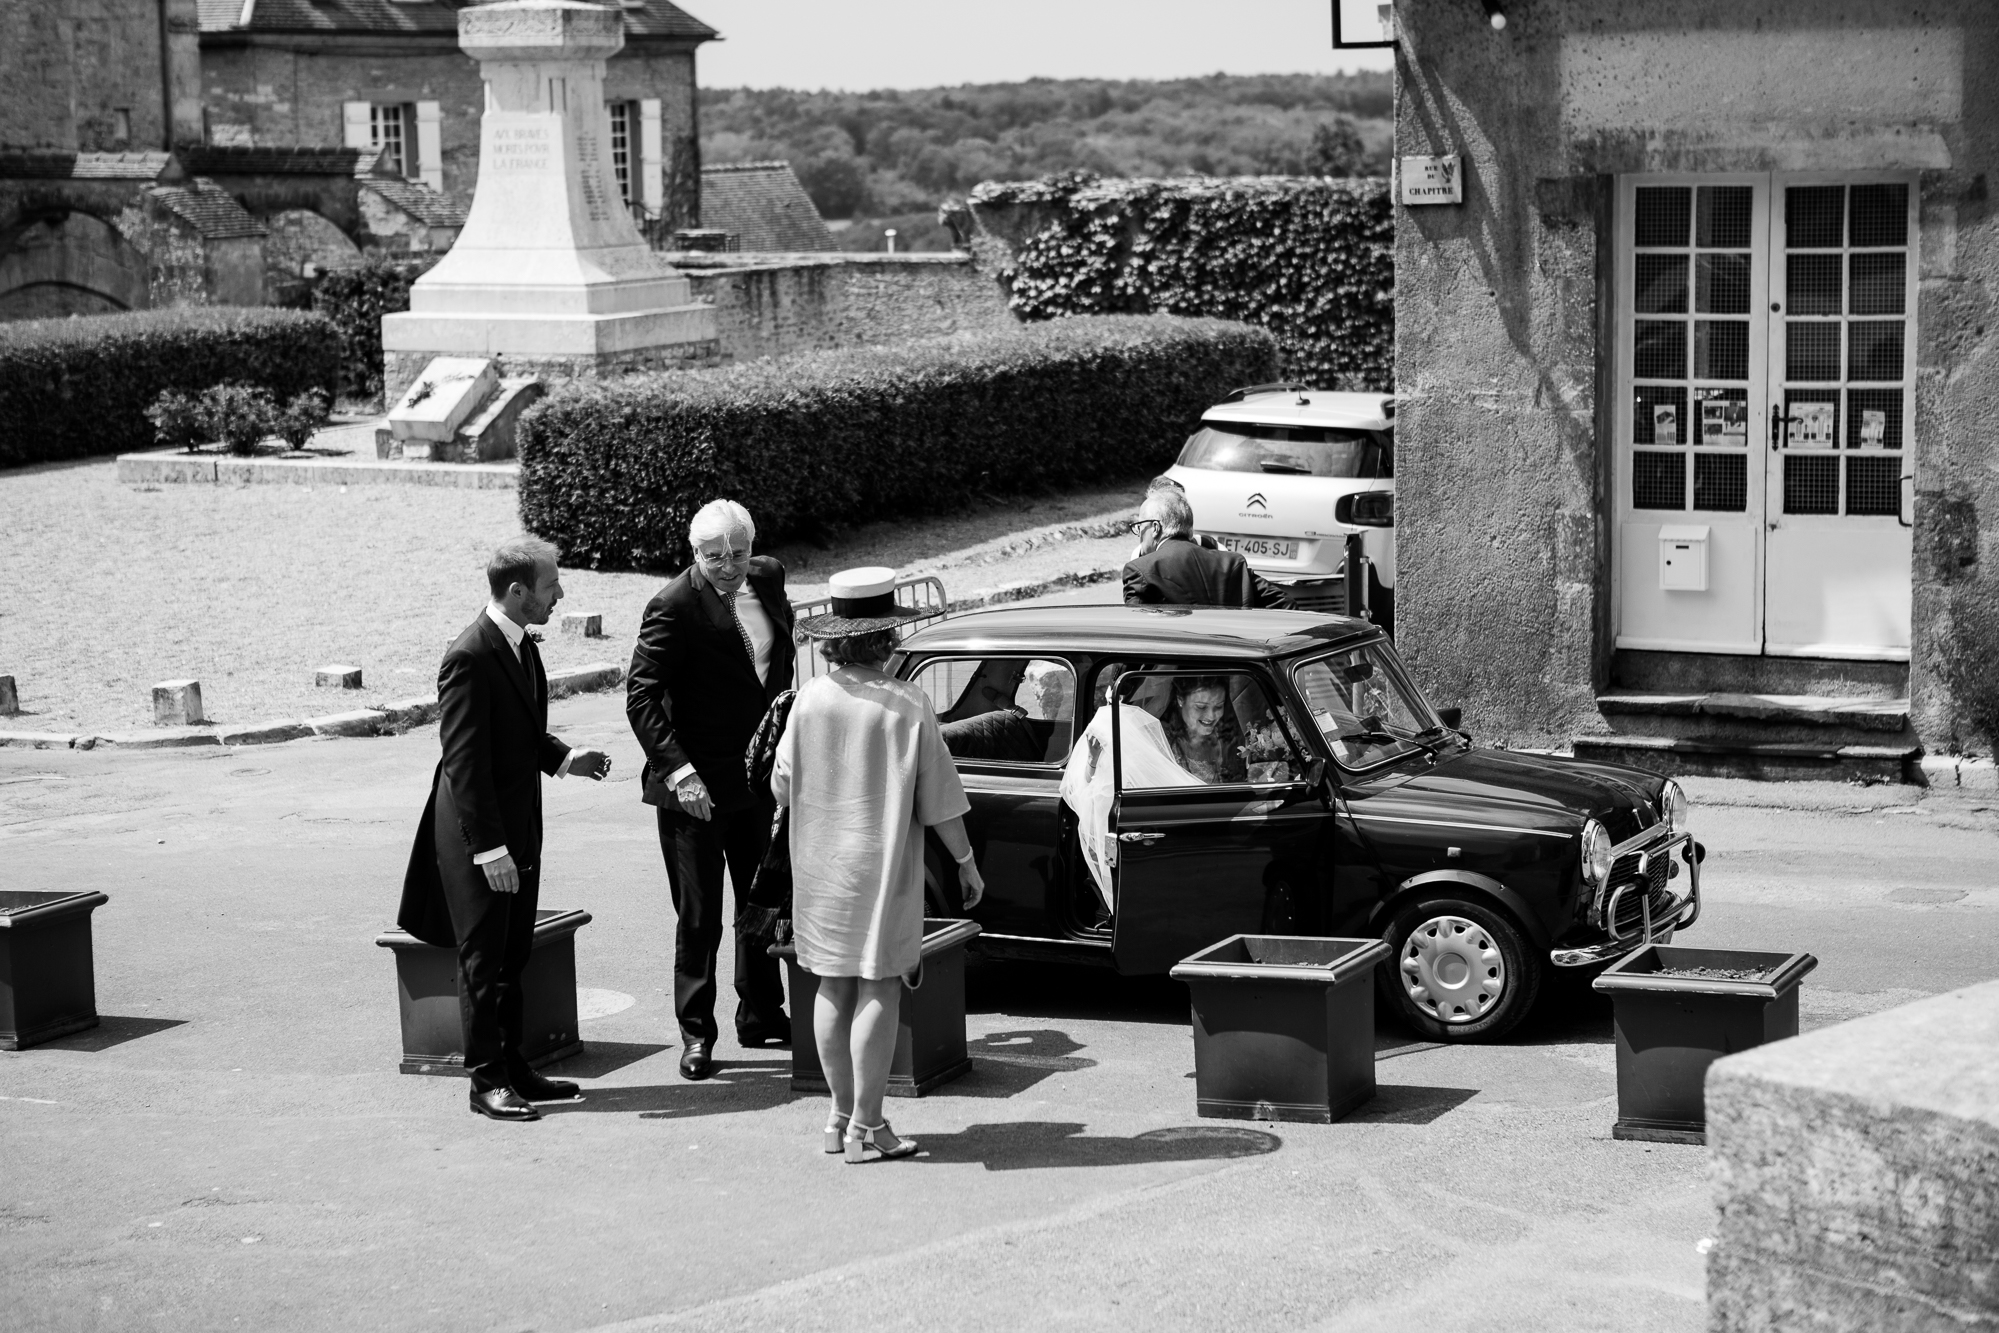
[1604,852,1677,939]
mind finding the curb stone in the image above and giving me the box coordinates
[0,669,627,752]
[218,720,315,746]
[0,730,78,750]
[88,727,223,750]
[951,566,1120,610]
[309,710,388,738]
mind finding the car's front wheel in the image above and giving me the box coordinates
[1381,896,1540,1042]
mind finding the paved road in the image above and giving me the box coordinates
[1,692,1992,1333]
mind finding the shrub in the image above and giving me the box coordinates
[519,314,1277,573]
[196,383,277,456]
[143,390,204,452]
[0,307,339,470]
[274,388,331,452]
[969,174,1394,391]
[309,255,440,401]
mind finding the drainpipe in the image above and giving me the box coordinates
[157,0,175,150]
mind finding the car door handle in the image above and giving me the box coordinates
[1118,831,1165,844]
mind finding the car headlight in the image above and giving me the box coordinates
[1660,780,1688,835]
[1580,819,1613,889]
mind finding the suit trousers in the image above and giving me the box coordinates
[438,828,543,1094]
[656,802,787,1043]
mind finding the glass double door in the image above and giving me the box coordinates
[1614,173,1916,660]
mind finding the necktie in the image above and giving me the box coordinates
[725,591,760,682]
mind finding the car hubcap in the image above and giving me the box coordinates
[1401,915,1505,1024]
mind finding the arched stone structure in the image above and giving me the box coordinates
[0,212,150,321]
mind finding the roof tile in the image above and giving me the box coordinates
[362,177,470,226]
[202,0,716,41]
[146,178,269,239]
[699,161,834,253]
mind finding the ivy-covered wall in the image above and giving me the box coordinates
[966,173,1393,391]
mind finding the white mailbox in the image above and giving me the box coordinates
[1658,525,1710,592]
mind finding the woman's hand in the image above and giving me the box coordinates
[957,857,985,909]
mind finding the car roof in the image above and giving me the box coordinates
[1201,389,1392,431]
[900,604,1379,659]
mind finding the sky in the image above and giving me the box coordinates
[688,0,1396,92]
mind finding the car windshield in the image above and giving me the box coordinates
[1291,642,1441,769]
[1177,423,1392,479]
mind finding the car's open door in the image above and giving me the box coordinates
[1107,669,1328,974]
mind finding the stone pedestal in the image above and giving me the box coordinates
[379,1,717,404]
[1706,980,1999,1331]
[152,680,203,726]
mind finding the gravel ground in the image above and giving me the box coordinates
[0,459,1142,733]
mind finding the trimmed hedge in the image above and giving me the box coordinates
[970,174,1393,391]
[0,307,340,469]
[309,255,440,401]
[519,314,1278,572]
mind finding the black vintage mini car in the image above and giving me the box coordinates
[896,604,1703,1042]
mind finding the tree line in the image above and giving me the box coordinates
[698,73,1393,221]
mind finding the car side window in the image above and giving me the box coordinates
[1108,670,1304,789]
[909,656,1075,765]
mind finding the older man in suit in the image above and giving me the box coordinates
[400,536,612,1123]
[627,499,794,1080]
[1123,485,1294,608]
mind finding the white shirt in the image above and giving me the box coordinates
[473,603,573,865]
[668,575,778,789]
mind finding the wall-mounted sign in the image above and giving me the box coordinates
[1399,154,1462,205]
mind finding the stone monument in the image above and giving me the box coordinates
[379,0,717,404]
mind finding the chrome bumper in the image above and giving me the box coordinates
[1550,834,1703,968]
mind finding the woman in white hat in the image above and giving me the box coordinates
[772,567,984,1163]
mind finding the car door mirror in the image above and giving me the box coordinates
[1303,756,1329,798]
[1334,491,1394,528]
[1436,706,1462,730]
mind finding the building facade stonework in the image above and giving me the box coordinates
[1389,0,1999,764]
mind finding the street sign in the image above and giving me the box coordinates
[1399,155,1463,205]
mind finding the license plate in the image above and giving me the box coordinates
[1212,534,1299,560]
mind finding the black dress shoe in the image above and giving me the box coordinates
[511,1072,581,1102]
[469,1087,541,1122]
[679,1038,714,1080]
[737,1020,792,1049]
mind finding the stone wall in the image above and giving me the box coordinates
[0,0,172,152]
[669,252,1014,365]
[1706,981,1999,1331]
[1392,0,1999,752]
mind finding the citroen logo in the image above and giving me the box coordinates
[1245,493,1268,510]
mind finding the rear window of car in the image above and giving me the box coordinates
[1176,423,1393,479]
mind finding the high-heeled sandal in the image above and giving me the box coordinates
[823,1111,851,1154]
[844,1120,919,1164]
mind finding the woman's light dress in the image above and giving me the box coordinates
[773,665,970,980]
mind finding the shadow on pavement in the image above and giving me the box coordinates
[968,961,1188,1026]
[914,1120,1281,1171]
[542,1060,796,1119]
[545,1041,672,1079]
[1346,1084,1480,1125]
[29,1016,188,1052]
[945,1028,1098,1099]
[1513,965,1616,1045]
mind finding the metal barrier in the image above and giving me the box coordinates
[789,575,951,685]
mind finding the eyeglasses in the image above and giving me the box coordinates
[695,547,749,568]
[1131,519,1163,536]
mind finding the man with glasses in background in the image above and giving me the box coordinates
[627,500,794,1079]
[1124,481,1294,609]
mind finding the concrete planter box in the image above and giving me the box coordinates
[0,890,109,1050]
[1170,934,1391,1124]
[1592,944,1817,1144]
[779,918,980,1097]
[373,908,590,1076]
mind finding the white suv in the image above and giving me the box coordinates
[1162,384,1395,625]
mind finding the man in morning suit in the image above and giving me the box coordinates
[1122,485,1293,608]
[627,499,793,1081]
[399,536,611,1123]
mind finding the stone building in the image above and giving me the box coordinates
[1385,0,1998,775]
[0,0,711,318]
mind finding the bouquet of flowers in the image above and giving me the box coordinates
[1237,715,1296,785]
